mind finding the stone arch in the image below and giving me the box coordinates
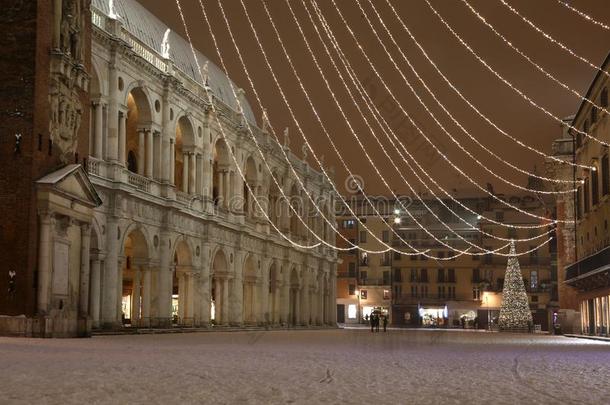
[172,238,194,325]
[242,253,259,324]
[121,226,152,327]
[212,137,232,207]
[210,247,230,324]
[175,114,196,193]
[125,86,153,174]
[288,183,303,236]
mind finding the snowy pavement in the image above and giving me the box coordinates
[1,329,609,404]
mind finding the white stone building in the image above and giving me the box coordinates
[80,0,337,330]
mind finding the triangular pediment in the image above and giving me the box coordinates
[37,164,102,208]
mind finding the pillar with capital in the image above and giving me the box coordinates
[93,101,104,159]
[157,231,172,327]
[137,129,146,175]
[79,223,92,318]
[169,140,175,185]
[141,266,152,327]
[107,62,119,162]
[37,212,54,315]
[89,256,102,328]
[118,111,127,165]
[189,152,196,195]
[101,217,119,328]
[182,152,189,193]
[146,129,154,178]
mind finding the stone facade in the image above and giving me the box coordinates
[0,0,337,337]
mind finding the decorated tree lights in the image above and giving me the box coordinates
[499,241,533,332]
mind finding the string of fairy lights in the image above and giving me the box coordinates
[462,0,610,118]
[303,0,555,241]
[556,0,610,31]
[381,0,591,171]
[179,0,436,257]
[424,0,609,148]
[317,0,569,225]
[234,0,552,255]
[166,0,602,256]
[259,0,548,254]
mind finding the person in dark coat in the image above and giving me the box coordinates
[370,314,375,332]
[382,315,388,332]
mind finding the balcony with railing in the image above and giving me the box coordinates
[565,246,610,289]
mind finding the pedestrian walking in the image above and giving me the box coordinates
[382,315,388,332]
[370,314,374,333]
[375,314,380,332]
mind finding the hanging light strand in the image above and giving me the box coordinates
[188,0,440,256]
[462,0,610,121]
[424,0,609,148]
[556,0,610,31]
[305,0,554,248]
[306,0,555,241]
[319,0,572,224]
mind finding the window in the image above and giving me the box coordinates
[437,268,445,283]
[348,262,356,278]
[420,254,428,261]
[437,286,445,299]
[449,286,456,299]
[393,268,402,282]
[410,268,418,282]
[472,268,481,283]
[448,268,456,283]
[410,254,418,261]
[342,219,355,229]
[361,252,368,266]
[360,270,368,281]
[360,289,367,300]
[383,271,390,285]
[348,239,357,254]
[411,285,417,298]
[602,154,609,196]
[602,87,609,107]
[383,290,390,300]
[422,285,428,298]
[420,268,428,283]
[382,251,391,266]
[495,211,504,222]
[530,270,538,290]
[592,165,599,206]
[359,231,367,243]
[472,287,481,300]
[348,284,356,295]
[382,230,389,243]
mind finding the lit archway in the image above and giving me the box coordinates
[173,239,193,325]
[175,116,196,193]
[122,228,150,327]
[126,88,152,175]
[211,248,229,324]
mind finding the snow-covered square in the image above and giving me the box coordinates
[1,329,609,404]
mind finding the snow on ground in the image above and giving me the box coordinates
[1,329,609,404]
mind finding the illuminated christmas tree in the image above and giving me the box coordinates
[498,241,533,331]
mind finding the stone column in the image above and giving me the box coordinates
[161,89,171,183]
[146,130,154,178]
[118,111,127,165]
[187,273,196,324]
[93,101,104,159]
[188,152,196,195]
[142,267,151,327]
[214,277,222,323]
[157,231,172,327]
[196,154,203,195]
[79,224,92,318]
[169,140,175,185]
[222,278,229,325]
[177,271,185,323]
[154,131,162,180]
[101,218,119,328]
[330,266,337,324]
[138,129,146,175]
[182,152,189,193]
[37,213,53,315]
[131,269,141,324]
[218,171,225,207]
[107,60,119,162]
[203,153,212,198]
[116,257,125,325]
[200,269,211,325]
[295,287,301,326]
[252,282,260,324]
[90,258,102,328]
